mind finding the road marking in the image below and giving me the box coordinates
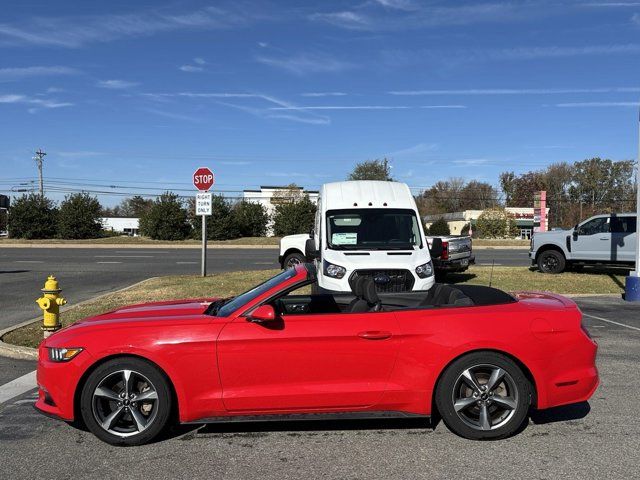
[0,370,37,404]
[176,261,198,264]
[253,261,275,265]
[116,250,169,254]
[582,313,640,332]
[94,255,153,258]
[97,261,122,264]
[478,263,503,266]
[15,260,44,263]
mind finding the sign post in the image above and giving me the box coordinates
[193,168,215,277]
[625,111,640,301]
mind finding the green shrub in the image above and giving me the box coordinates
[7,194,58,239]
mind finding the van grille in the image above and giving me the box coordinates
[349,269,415,293]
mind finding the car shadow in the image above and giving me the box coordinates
[530,401,591,424]
[162,417,434,442]
[443,273,477,284]
[0,270,29,274]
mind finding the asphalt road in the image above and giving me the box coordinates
[0,247,280,329]
[0,247,529,330]
[0,297,638,479]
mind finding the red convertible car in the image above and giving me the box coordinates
[36,264,598,445]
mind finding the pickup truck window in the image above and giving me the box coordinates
[578,217,610,235]
[611,216,636,234]
[326,208,423,250]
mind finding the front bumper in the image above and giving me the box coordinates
[34,344,92,422]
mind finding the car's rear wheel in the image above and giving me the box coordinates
[537,250,566,273]
[80,357,172,446]
[283,252,305,269]
[435,352,531,440]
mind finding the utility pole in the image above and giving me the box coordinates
[33,149,46,197]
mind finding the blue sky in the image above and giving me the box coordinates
[1,0,640,205]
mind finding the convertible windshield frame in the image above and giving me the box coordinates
[209,268,298,317]
[326,208,423,251]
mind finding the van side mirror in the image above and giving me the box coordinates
[430,237,443,258]
[248,304,276,323]
[572,230,579,241]
[305,238,319,261]
[309,227,314,239]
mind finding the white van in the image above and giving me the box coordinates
[279,181,437,292]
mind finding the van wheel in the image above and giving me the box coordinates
[537,250,565,274]
[283,252,305,269]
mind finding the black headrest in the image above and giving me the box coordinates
[361,277,380,305]
[351,276,366,297]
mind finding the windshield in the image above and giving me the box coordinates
[209,268,297,317]
[326,208,423,250]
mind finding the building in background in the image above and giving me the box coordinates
[243,185,319,236]
[424,207,550,240]
[100,217,140,236]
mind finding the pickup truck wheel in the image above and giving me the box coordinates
[537,250,565,274]
[283,252,305,269]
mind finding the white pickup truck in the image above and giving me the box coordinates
[278,180,441,293]
[530,213,637,273]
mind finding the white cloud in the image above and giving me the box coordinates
[308,11,371,29]
[389,87,640,95]
[0,5,256,48]
[0,93,73,111]
[388,143,439,157]
[582,2,640,6]
[0,65,79,82]
[142,107,201,122]
[300,92,348,97]
[258,41,268,48]
[97,79,139,89]
[179,65,204,72]
[452,159,489,166]
[633,13,640,24]
[193,57,206,65]
[374,0,417,11]
[57,151,106,158]
[554,101,640,107]
[268,104,465,111]
[256,53,355,75]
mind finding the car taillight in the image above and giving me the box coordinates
[441,241,449,260]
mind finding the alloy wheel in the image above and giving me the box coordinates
[451,364,519,431]
[91,369,160,438]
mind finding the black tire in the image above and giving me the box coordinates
[80,357,172,446]
[537,250,566,274]
[283,252,305,269]
[435,351,531,440]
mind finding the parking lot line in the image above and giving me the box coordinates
[15,260,44,263]
[582,313,640,332]
[96,261,122,264]
[176,261,198,264]
[94,255,154,258]
[0,370,36,405]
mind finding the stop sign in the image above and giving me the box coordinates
[193,167,215,191]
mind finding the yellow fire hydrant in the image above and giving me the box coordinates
[36,275,67,337]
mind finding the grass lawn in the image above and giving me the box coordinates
[3,266,625,349]
[472,238,530,247]
[0,236,280,246]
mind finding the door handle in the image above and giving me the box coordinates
[358,331,392,340]
[599,237,609,240]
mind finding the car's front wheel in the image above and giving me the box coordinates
[537,250,566,273]
[80,357,172,446]
[435,352,531,440]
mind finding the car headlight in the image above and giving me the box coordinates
[323,260,346,279]
[48,347,83,362]
[415,261,434,278]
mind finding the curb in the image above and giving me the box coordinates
[0,277,159,361]
[0,243,278,250]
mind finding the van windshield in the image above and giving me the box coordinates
[326,208,423,250]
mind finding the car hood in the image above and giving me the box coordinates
[74,298,217,326]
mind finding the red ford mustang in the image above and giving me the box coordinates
[36,264,598,445]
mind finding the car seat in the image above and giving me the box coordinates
[349,277,383,312]
[420,284,474,307]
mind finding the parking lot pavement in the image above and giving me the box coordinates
[0,297,638,479]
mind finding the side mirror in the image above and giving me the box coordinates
[248,304,276,323]
[572,230,579,241]
[309,227,314,239]
[429,237,443,258]
[305,238,319,261]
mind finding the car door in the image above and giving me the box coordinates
[217,307,400,413]
[611,215,637,262]
[571,216,611,261]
